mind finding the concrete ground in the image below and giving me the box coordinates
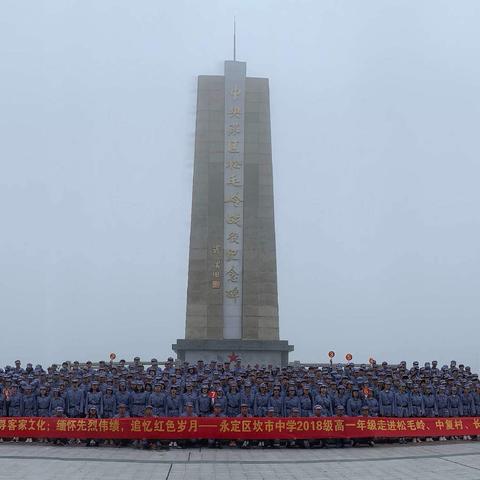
[0,441,480,479]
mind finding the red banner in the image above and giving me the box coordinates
[0,416,479,439]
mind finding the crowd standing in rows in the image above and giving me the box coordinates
[0,357,479,448]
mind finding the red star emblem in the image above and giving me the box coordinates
[228,352,238,362]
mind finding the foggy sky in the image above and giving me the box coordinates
[1,0,479,369]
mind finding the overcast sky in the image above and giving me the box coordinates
[1,0,479,369]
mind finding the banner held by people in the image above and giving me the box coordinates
[0,416,479,440]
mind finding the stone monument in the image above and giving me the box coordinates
[172,58,293,367]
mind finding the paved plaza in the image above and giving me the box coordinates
[0,441,480,480]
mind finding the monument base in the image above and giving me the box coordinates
[172,339,294,367]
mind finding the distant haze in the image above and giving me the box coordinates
[1,0,479,369]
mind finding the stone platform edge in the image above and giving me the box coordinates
[172,339,294,367]
[172,339,294,352]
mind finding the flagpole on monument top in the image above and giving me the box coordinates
[233,16,236,61]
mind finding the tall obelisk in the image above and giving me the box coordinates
[172,58,293,366]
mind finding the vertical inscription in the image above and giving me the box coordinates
[223,61,246,339]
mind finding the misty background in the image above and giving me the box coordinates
[1,1,479,368]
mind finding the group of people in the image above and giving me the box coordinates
[0,356,479,448]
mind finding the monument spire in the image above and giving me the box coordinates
[233,17,236,61]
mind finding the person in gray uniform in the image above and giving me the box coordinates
[410,385,424,417]
[395,384,411,418]
[379,382,395,417]
[102,386,117,418]
[85,381,103,417]
[113,403,131,448]
[352,406,375,447]
[436,385,450,417]
[332,385,349,411]
[448,386,463,417]
[283,386,300,417]
[254,383,270,417]
[214,388,228,413]
[226,383,241,417]
[422,386,437,417]
[364,389,379,416]
[267,385,284,416]
[65,379,84,418]
[150,382,167,416]
[346,387,363,416]
[181,383,197,411]
[314,384,333,416]
[21,384,37,417]
[299,385,313,417]
[240,383,255,413]
[8,385,22,417]
[129,381,148,417]
[50,407,68,446]
[84,406,100,447]
[236,403,253,448]
[196,385,212,416]
[473,385,480,416]
[115,381,131,415]
[138,405,157,450]
[178,401,197,448]
[166,386,182,416]
[49,388,65,416]
[36,386,51,418]
[208,402,225,448]
[0,387,5,417]
[460,384,475,417]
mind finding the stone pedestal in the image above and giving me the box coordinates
[172,339,293,367]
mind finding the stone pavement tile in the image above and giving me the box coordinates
[0,459,170,480]
[451,454,480,468]
[2,441,480,480]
